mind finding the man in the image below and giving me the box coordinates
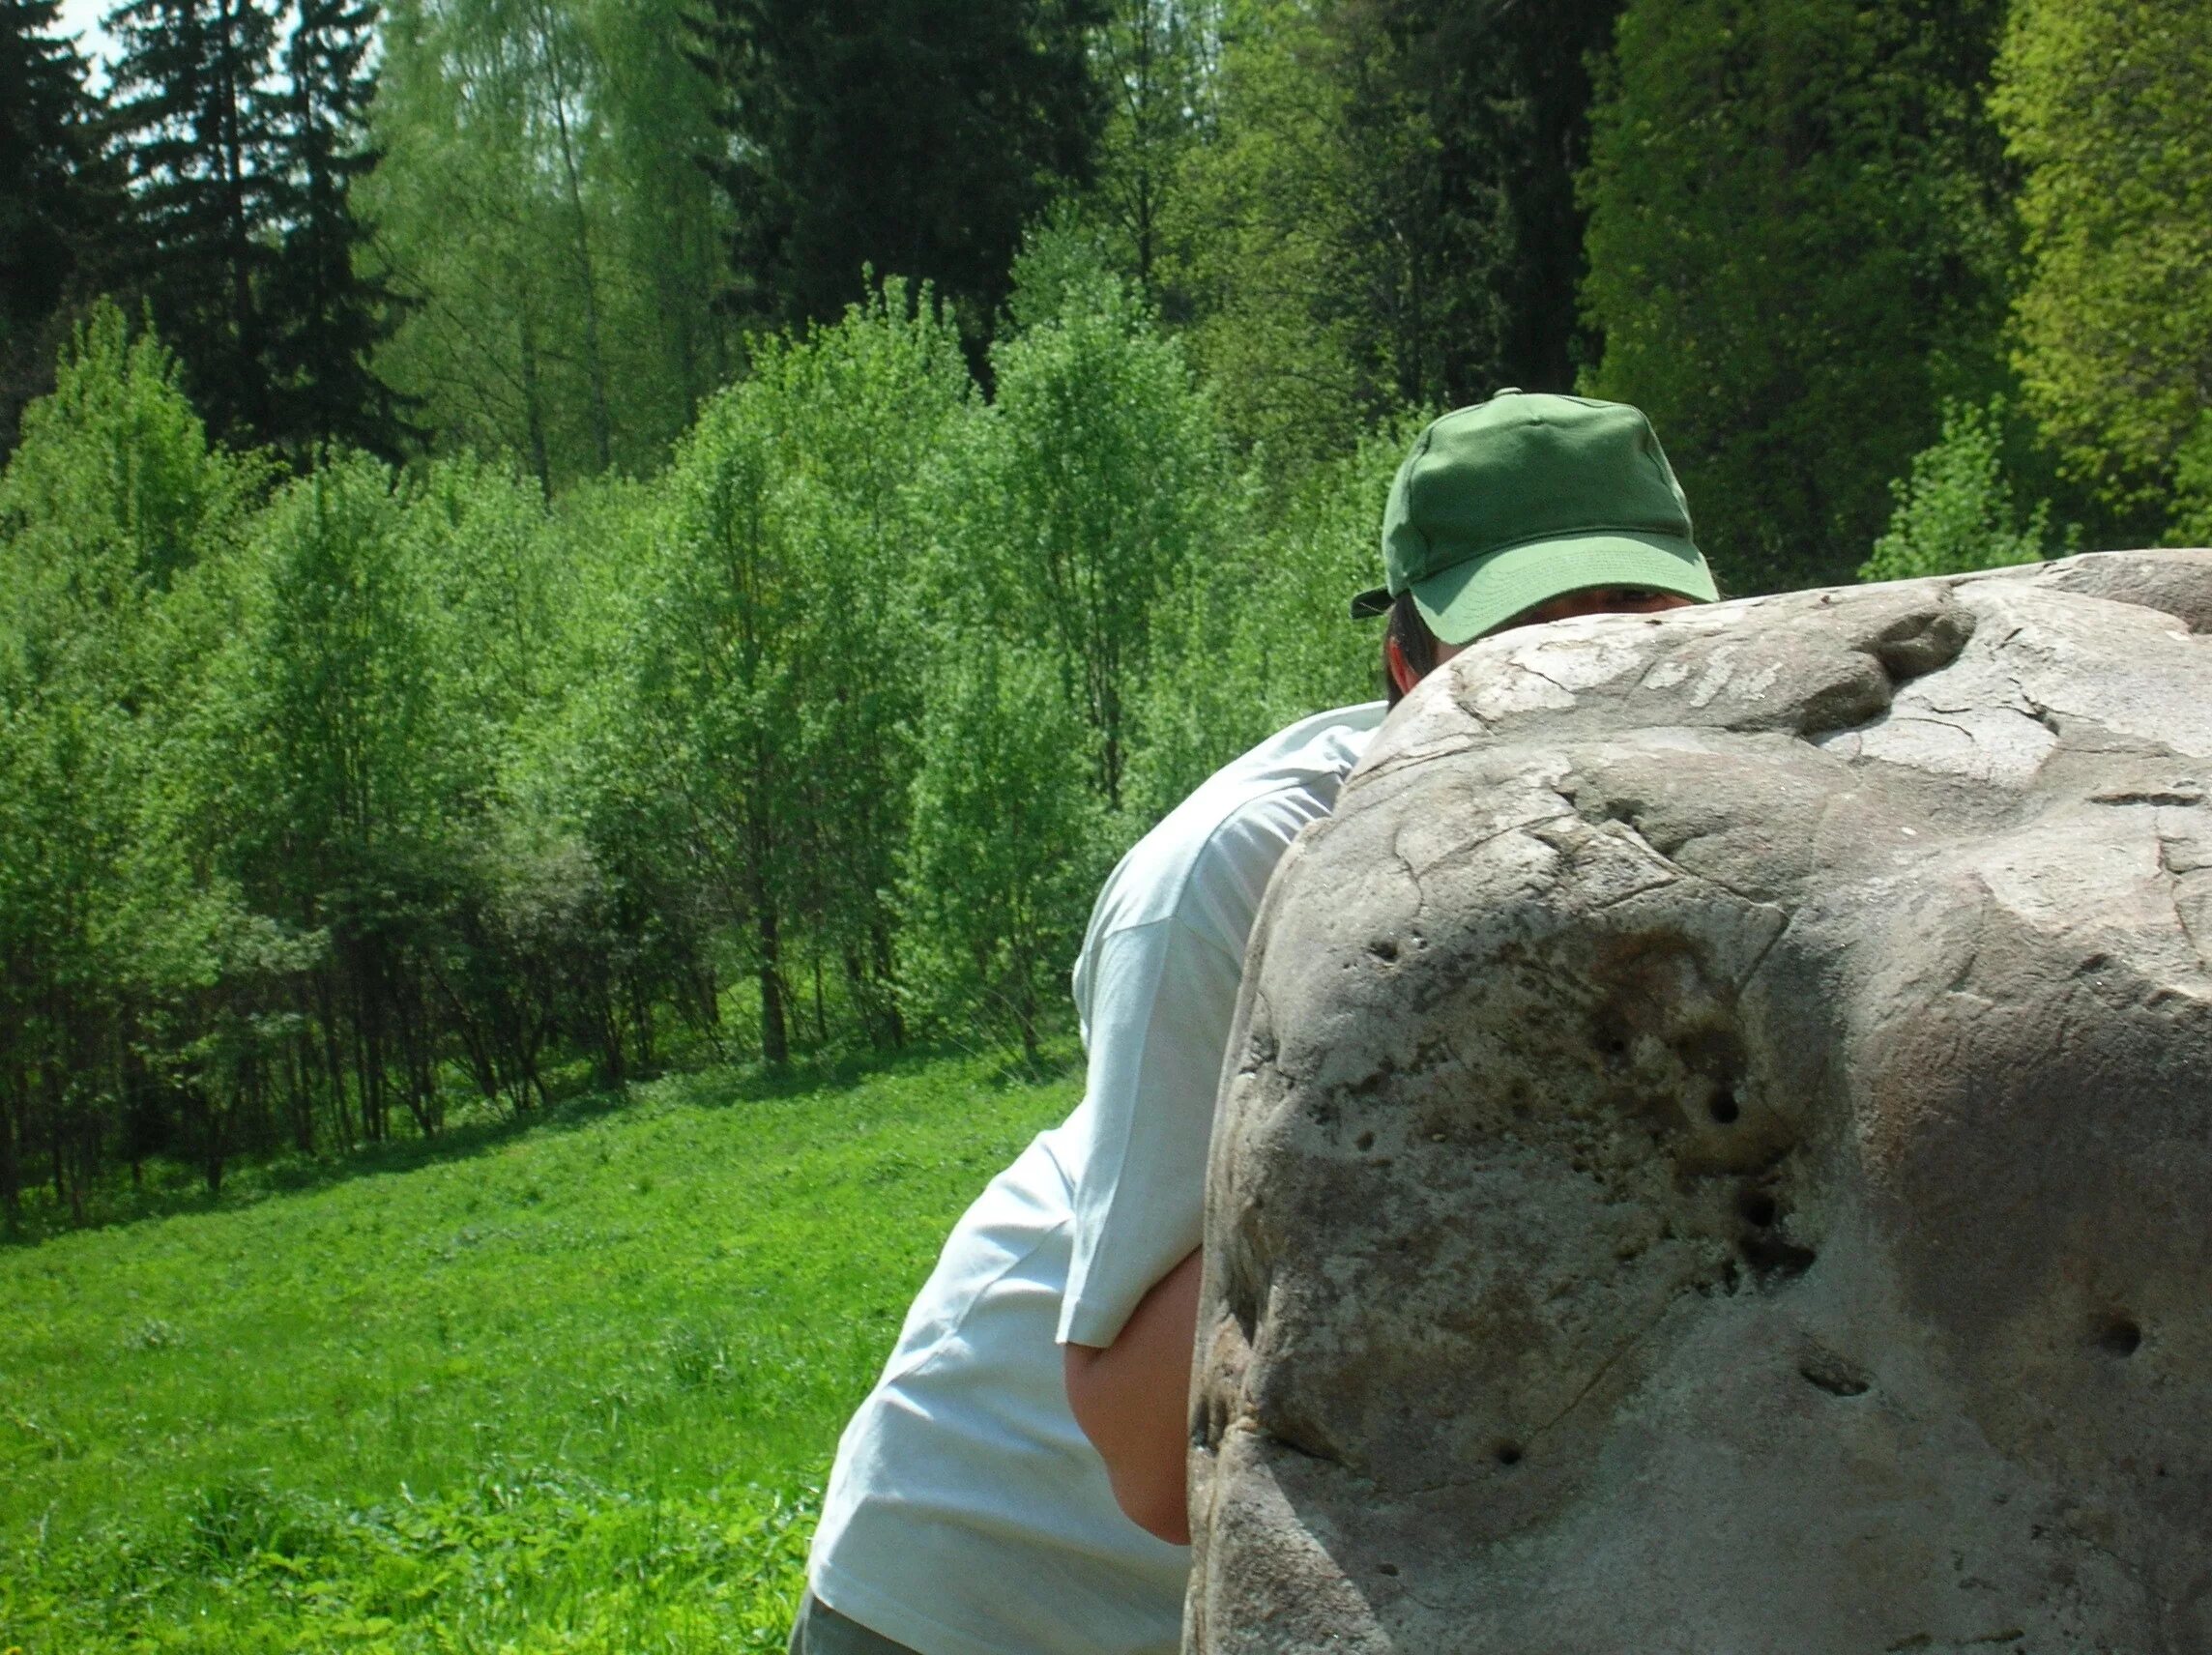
[792,392,1718,1655]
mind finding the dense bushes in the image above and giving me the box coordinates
[0,264,1388,1222]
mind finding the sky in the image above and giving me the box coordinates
[57,0,115,77]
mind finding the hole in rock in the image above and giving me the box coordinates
[1368,938,1399,963]
[1708,1088,1740,1125]
[1737,1189,1778,1229]
[2098,1319,2142,1358]
[1495,1441,1524,1466]
[1377,1562,1400,1578]
[1355,1130,1376,1152]
[1741,1232,1817,1280]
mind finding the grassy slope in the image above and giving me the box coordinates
[0,1050,1078,1654]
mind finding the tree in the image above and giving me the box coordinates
[1126,418,1406,821]
[1168,0,1621,466]
[967,247,1226,810]
[1993,0,2212,537]
[637,284,971,1061]
[900,642,1101,1064]
[1581,0,2015,592]
[108,0,287,447]
[1087,0,1213,298]
[0,305,259,1219]
[1859,398,2059,583]
[263,0,412,457]
[222,453,455,1142]
[364,0,733,488]
[689,0,1103,343]
[1,0,125,456]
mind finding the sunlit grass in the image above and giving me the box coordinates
[0,1047,1078,1653]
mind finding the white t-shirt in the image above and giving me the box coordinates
[807,704,1386,1655]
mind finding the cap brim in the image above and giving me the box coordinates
[1349,586,1392,621]
[1410,531,1718,646]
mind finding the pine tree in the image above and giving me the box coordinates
[0,0,125,453]
[264,0,410,457]
[688,0,1103,341]
[109,0,286,448]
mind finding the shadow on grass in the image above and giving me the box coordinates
[2,1033,1081,1251]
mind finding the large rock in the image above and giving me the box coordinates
[1187,551,2212,1654]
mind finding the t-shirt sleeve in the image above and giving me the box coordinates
[1055,914,1246,1349]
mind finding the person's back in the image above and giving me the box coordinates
[793,391,1721,1655]
[804,705,1385,1655]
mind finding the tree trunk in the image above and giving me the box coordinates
[535,0,614,472]
[0,1074,20,1226]
[518,305,552,497]
[757,905,789,1066]
[871,921,906,1048]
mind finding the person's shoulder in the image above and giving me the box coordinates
[1091,703,1389,937]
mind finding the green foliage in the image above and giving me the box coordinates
[689,0,1102,343]
[1085,0,1213,296]
[636,283,974,1060]
[1581,0,2015,591]
[0,1050,1077,1651]
[0,304,263,1222]
[364,0,734,488]
[901,646,1104,1063]
[0,0,125,459]
[1170,0,1621,466]
[109,0,405,457]
[1860,399,2058,583]
[1993,0,2212,535]
[968,252,1228,808]
[0,302,258,591]
[1125,421,1403,820]
[261,0,412,458]
[2175,426,2212,550]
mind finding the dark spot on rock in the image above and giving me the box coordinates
[1800,1350,1871,1397]
[2098,1318,2142,1358]
[2091,787,2204,807]
[1368,938,1399,963]
[1377,1561,1400,1577]
[1709,1087,1740,1125]
[1741,1230,1817,1280]
[1737,1188,1778,1229]
[1355,1130,1376,1152]
[1495,1441,1523,1466]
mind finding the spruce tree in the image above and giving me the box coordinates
[108,0,285,448]
[689,0,1103,340]
[264,0,409,457]
[0,0,124,453]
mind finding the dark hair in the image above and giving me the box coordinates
[1383,590,1439,709]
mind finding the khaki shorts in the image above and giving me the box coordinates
[788,1593,921,1655]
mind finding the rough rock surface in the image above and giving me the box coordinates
[1186,551,2212,1654]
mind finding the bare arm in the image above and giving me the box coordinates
[1062,1248,1204,1545]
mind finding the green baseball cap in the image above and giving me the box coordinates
[1349,392,1717,643]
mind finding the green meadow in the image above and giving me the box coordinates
[0,1051,1078,1654]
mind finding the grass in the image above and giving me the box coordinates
[0,1046,1080,1653]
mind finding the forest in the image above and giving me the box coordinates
[4,0,2211,1227]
